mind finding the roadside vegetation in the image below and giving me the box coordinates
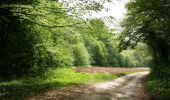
[121,0,170,99]
[0,67,131,100]
[0,0,170,99]
[147,74,170,99]
[0,0,152,79]
[0,0,151,99]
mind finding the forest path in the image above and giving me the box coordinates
[73,72,149,100]
[29,71,149,100]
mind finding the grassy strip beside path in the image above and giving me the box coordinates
[0,67,129,100]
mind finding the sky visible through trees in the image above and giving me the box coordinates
[0,0,170,99]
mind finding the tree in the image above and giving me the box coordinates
[0,0,113,77]
[120,43,152,67]
[120,0,170,74]
[0,0,81,77]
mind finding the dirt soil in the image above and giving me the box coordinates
[75,67,149,73]
[28,67,150,100]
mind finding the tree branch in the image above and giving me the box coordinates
[18,17,85,28]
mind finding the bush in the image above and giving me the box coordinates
[147,68,170,99]
[92,41,108,66]
[105,42,120,67]
[73,42,90,66]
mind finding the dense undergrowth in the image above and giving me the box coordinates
[147,68,170,100]
[0,67,128,100]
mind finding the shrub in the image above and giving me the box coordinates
[92,41,108,66]
[73,42,90,66]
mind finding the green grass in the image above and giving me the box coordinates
[0,67,128,100]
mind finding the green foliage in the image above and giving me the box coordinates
[120,0,170,67]
[73,42,90,66]
[0,9,36,77]
[120,1,170,98]
[92,41,108,66]
[77,19,123,67]
[0,0,76,77]
[147,69,170,99]
[105,40,121,67]
[0,0,156,99]
[0,0,152,79]
[120,43,152,67]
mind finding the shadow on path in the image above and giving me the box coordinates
[29,72,149,100]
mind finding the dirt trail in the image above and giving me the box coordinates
[29,71,149,100]
[65,72,149,100]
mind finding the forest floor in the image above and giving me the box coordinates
[28,67,149,100]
